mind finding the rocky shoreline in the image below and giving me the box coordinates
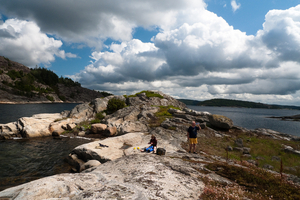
[0,101,84,104]
[1,90,300,199]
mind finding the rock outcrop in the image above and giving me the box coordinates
[67,131,183,171]
[0,91,188,139]
[126,91,186,109]
[2,90,300,199]
[208,114,233,130]
[253,128,300,141]
[0,153,208,200]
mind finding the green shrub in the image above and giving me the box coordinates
[107,98,126,112]
[100,91,112,97]
[7,70,22,80]
[90,119,101,124]
[58,76,81,87]
[136,90,164,99]
[126,90,164,99]
[59,95,66,101]
[95,112,105,120]
[46,95,54,101]
[148,105,175,127]
[31,67,59,86]
[0,69,3,74]
[14,81,35,92]
[70,92,75,98]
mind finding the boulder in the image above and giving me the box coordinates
[235,138,243,147]
[61,124,68,130]
[91,97,110,113]
[91,95,125,113]
[67,123,76,130]
[282,145,300,156]
[256,156,265,160]
[60,110,70,118]
[126,96,144,106]
[0,122,19,139]
[68,102,93,121]
[103,126,117,136]
[18,113,62,138]
[91,123,107,134]
[208,114,233,130]
[49,118,75,136]
[271,156,281,161]
[247,160,256,165]
[242,154,252,158]
[226,146,233,151]
[262,164,274,170]
[233,147,243,152]
[243,147,251,154]
[80,160,101,172]
[78,131,86,137]
[167,108,186,115]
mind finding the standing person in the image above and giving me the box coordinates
[187,121,201,154]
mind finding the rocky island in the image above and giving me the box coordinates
[0,56,107,104]
[1,90,300,199]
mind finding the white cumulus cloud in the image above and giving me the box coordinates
[69,4,300,106]
[0,0,207,48]
[0,19,76,67]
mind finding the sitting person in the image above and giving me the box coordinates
[141,135,157,153]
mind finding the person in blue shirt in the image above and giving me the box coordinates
[187,121,201,153]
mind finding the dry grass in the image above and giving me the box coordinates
[201,162,300,200]
[182,127,300,177]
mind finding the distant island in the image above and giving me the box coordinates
[178,98,300,110]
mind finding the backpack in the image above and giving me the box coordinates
[156,148,166,155]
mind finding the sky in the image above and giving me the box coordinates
[1,0,300,106]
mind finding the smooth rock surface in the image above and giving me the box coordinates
[18,113,62,138]
[70,132,180,165]
[90,123,107,134]
[0,153,205,200]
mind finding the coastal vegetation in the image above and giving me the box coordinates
[90,112,105,124]
[148,105,179,127]
[124,90,164,99]
[181,127,300,199]
[0,56,105,102]
[178,98,300,110]
[106,98,126,112]
[202,162,300,199]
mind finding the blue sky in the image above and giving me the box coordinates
[1,0,300,106]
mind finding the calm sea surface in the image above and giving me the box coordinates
[0,137,91,191]
[0,103,91,192]
[0,103,79,124]
[188,105,300,137]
